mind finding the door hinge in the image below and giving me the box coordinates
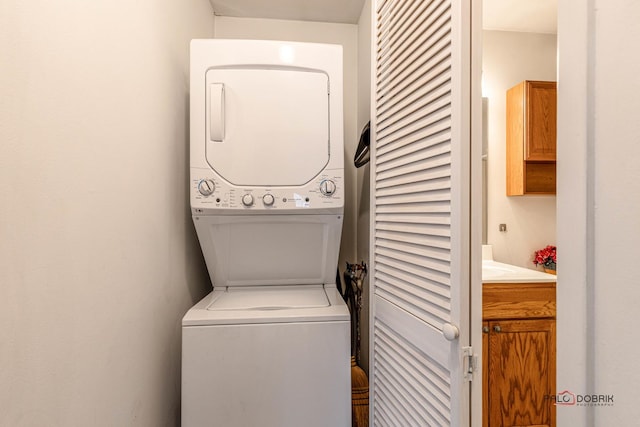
[463,346,477,382]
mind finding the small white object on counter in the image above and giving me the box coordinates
[481,245,556,283]
[482,244,494,261]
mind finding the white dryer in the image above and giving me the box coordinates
[183,40,350,427]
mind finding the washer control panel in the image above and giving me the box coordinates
[197,179,215,196]
[319,179,337,196]
[262,194,275,206]
[191,168,344,212]
[241,194,254,207]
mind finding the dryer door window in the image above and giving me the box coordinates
[205,67,330,187]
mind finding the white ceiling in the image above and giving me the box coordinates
[209,0,366,24]
[210,0,557,34]
[484,0,557,34]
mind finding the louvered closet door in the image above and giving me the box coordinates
[371,0,471,426]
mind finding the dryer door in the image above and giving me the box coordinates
[205,67,330,187]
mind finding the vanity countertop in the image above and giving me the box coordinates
[482,260,556,284]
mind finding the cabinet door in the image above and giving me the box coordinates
[487,319,556,427]
[525,81,557,161]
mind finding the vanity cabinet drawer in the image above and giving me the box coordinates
[483,282,556,320]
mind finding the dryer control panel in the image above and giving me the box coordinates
[191,167,344,214]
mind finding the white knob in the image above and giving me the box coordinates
[320,179,336,196]
[442,323,459,341]
[263,194,275,206]
[241,194,254,207]
[197,179,215,197]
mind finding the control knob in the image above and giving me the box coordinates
[241,194,254,207]
[320,179,337,196]
[197,179,215,197]
[263,194,275,206]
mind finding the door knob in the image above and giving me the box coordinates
[493,325,502,333]
[442,323,459,341]
[482,326,489,333]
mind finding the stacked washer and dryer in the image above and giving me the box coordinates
[183,40,351,426]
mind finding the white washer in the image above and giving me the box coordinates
[183,40,350,427]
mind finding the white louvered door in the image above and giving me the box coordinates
[370,0,472,425]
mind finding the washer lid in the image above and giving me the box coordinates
[183,286,349,326]
[205,67,330,187]
[207,285,330,311]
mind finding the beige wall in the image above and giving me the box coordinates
[482,30,557,268]
[0,1,215,425]
[356,0,372,374]
[214,16,359,269]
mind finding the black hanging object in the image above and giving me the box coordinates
[354,121,370,168]
[342,262,368,361]
[336,267,348,303]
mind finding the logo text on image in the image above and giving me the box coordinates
[555,390,576,406]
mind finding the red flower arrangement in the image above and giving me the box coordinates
[533,245,557,270]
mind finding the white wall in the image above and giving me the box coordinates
[482,30,557,268]
[0,1,214,425]
[558,0,640,425]
[590,4,640,420]
[214,16,359,269]
[356,0,372,374]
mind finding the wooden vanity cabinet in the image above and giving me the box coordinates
[506,80,557,195]
[483,282,556,427]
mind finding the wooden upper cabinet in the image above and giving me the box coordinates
[506,80,557,195]
[526,82,557,160]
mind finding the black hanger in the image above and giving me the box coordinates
[354,121,370,168]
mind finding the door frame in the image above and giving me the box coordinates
[471,1,593,425]
[470,0,483,424]
[556,0,590,425]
